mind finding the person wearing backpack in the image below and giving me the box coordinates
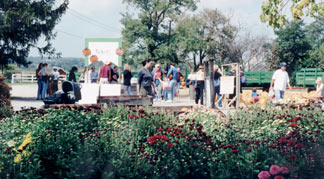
[213,65,222,107]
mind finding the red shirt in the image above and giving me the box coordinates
[100,65,110,78]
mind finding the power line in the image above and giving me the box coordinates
[67,8,121,33]
[56,28,83,39]
[69,8,121,31]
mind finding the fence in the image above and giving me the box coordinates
[11,74,67,83]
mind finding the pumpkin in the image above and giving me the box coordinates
[82,48,91,56]
[90,55,98,63]
[181,81,186,87]
[168,74,173,79]
[115,48,125,56]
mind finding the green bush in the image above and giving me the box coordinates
[0,105,323,178]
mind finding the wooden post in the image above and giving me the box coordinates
[203,59,215,108]
[236,63,240,108]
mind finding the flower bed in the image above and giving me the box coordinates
[0,104,323,178]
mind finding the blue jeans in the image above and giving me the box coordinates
[214,86,222,107]
[163,89,170,101]
[169,80,177,101]
[275,89,285,101]
[177,82,180,94]
[154,80,162,99]
[41,80,48,99]
[125,85,132,95]
[37,79,43,99]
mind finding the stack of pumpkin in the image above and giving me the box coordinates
[241,90,320,107]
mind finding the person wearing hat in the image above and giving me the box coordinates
[316,77,324,103]
[97,61,112,84]
[90,66,98,83]
[270,62,292,102]
[51,67,60,93]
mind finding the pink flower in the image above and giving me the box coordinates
[280,167,289,174]
[258,171,271,179]
[270,165,281,175]
[274,176,284,179]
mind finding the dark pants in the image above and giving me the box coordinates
[214,86,222,107]
[195,81,204,105]
[52,80,58,94]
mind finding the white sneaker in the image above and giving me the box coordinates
[166,100,173,103]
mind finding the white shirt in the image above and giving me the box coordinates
[316,83,324,95]
[195,70,204,81]
[272,69,290,91]
[52,71,60,80]
[187,74,194,80]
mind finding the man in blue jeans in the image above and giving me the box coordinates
[166,63,178,102]
[270,62,292,102]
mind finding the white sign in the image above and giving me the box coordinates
[220,76,235,94]
[88,41,120,66]
[77,84,100,104]
[100,84,122,96]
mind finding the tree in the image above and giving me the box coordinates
[121,0,198,66]
[175,9,238,70]
[272,21,312,84]
[305,17,324,68]
[261,0,324,28]
[0,0,68,70]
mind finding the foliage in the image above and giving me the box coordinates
[0,105,324,178]
[0,0,69,69]
[175,9,238,70]
[121,0,198,66]
[261,0,324,28]
[0,76,11,119]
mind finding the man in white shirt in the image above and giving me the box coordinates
[270,62,292,102]
[52,67,60,93]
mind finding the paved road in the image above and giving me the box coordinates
[10,84,195,111]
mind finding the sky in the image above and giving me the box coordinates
[29,0,275,58]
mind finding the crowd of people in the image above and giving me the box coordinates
[37,60,324,105]
[36,63,60,100]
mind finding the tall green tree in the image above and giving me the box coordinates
[121,0,198,67]
[0,0,68,69]
[272,20,312,84]
[305,17,324,68]
[175,9,237,70]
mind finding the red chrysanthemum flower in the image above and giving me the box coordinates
[293,116,301,122]
[167,143,174,148]
[289,123,298,128]
[270,165,281,175]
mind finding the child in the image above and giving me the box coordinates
[252,88,259,103]
[160,78,170,101]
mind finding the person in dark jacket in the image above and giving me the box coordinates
[213,65,222,107]
[69,66,78,82]
[137,59,157,96]
[123,64,133,95]
[36,63,43,100]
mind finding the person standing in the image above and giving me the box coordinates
[176,67,183,97]
[187,69,196,100]
[36,63,43,100]
[39,63,49,99]
[137,59,157,96]
[195,65,205,106]
[270,62,292,102]
[111,66,119,84]
[153,64,162,101]
[213,65,222,107]
[78,67,89,83]
[97,61,111,84]
[166,63,178,102]
[316,77,324,103]
[123,64,133,95]
[51,67,60,94]
[90,66,98,83]
[68,66,78,82]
